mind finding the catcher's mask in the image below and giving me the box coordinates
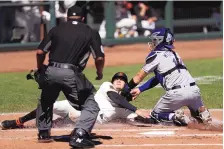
[111,72,128,83]
[148,28,175,50]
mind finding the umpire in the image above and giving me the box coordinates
[35,5,105,148]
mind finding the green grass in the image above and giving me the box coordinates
[85,58,223,84]
[132,82,223,109]
[0,58,222,112]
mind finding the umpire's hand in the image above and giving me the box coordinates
[95,71,103,80]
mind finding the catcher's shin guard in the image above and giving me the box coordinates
[151,111,192,126]
[172,110,190,126]
[191,107,212,125]
[199,109,212,124]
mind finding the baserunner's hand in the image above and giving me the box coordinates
[135,109,150,118]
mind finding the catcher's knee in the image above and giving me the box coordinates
[151,111,189,126]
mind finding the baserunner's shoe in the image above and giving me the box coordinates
[0,119,24,130]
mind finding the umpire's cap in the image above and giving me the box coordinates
[67,5,84,17]
[111,72,128,83]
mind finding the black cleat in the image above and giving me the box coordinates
[69,135,95,148]
[69,128,95,148]
[38,130,53,143]
[0,120,24,130]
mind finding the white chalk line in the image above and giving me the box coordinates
[136,133,223,138]
[0,128,186,132]
[93,128,185,132]
[93,75,223,88]
[0,109,222,115]
[0,136,223,148]
[97,144,223,147]
[0,133,222,140]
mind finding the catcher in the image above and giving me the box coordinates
[0,72,150,130]
[123,28,212,126]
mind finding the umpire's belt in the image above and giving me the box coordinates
[49,62,78,71]
[171,82,196,90]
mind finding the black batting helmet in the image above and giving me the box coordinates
[111,72,128,83]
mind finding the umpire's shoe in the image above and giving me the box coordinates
[38,130,53,143]
[69,128,95,148]
[0,119,24,130]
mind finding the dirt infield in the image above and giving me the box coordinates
[0,110,223,149]
[0,39,223,148]
[0,39,222,72]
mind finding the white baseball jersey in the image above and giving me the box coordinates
[94,82,120,110]
[142,50,195,90]
[95,82,137,123]
[53,82,137,124]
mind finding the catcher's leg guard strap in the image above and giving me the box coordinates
[150,111,160,123]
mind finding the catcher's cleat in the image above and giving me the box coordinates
[172,110,190,126]
[38,130,53,143]
[0,119,24,130]
[69,128,95,148]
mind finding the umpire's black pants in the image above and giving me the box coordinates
[36,65,100,134]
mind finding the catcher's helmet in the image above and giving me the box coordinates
[111,72,128,83]
[148,28,174,50]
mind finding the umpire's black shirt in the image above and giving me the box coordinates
[38,20,104,71]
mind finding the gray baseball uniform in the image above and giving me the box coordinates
[142,50,204,113]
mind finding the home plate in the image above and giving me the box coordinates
[139,131,175,136]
